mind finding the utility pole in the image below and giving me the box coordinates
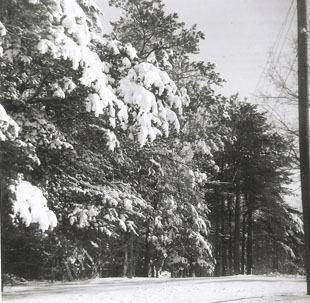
[297,0,310,295]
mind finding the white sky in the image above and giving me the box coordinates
[98,0,297,100]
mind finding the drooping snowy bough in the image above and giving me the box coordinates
[0,0,188,230]
[9,177,57,232]
[0,104,57,231]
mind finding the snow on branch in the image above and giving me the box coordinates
[68,185,150,236]
[9,176,57,232]
[0,104,20,141]
[1,0,189,150]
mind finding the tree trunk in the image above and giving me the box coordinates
[127,233,134,279]
[233,174,241,274]
[189,258,196,277]
[272,243,279,273]
[246,195,253,275]
[221,197,226,276]
[143,228,151,277]
[122,234,128,278]
[227,196,233,275]
[122,232,134,278]
[241,212,247,275]
[228,237,233,275]
[221,239,227,276]
[214,195,221,277]
[65,262,74,281]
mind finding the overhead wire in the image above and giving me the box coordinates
[262,4,297,96]
[259,2,296,98]
[253,0,295,100]
[253,0,293,96]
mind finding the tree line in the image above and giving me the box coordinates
[0,0,304,284]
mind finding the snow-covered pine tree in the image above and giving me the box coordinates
[0,0,187,231]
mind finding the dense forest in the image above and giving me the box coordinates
[0,0,305,284]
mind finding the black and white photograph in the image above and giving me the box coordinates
[1,0,310,302]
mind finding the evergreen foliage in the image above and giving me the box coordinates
[0,0,304,283]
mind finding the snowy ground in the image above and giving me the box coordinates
[2,276,310,303]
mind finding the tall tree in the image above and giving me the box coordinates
[208,100,296,276]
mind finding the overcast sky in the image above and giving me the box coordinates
[97,0,297,100]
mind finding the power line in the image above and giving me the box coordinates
[254,0,294,94]
[259,2,296,97]
[263,5,297,96]
[253,0,295,99]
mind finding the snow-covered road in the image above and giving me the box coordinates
[2,276,310,303]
